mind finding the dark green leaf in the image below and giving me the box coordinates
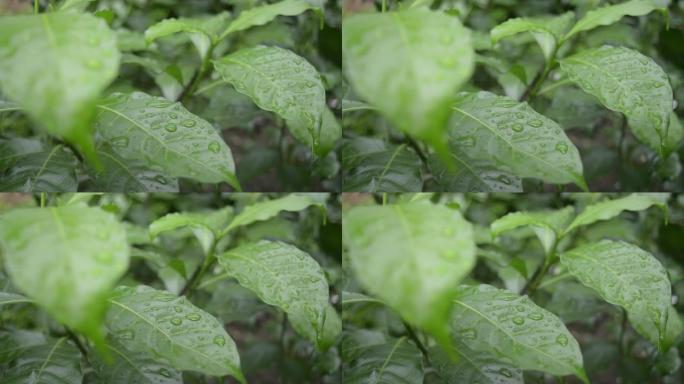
[0,138,79,192]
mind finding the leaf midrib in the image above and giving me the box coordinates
[35,337,65,382]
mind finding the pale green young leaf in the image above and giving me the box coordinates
[0,206,129,345]
[560,240,671,350]
[451,285,587,383]
[342,138,423,192]
[93,340,182,384]
[2,337,82,384]
[213,45,326,155]
[430,344,523,384]
[94,92,240,190]
[491,206,575,253]
[491,12,575,61]
[343,9,474,159]
[223,193,326,234]
[105,285,244,383]
[565,0,667,40]
[428,152,523,192]
[145,12,231,59]
[0,138,79,192]
[0,13,120,163]
[149,207,234,254]
[559,46,672,156]
[343,202,476,347]
[220,0,314,39]
[565,193,668,234]
[218,241,331,346]
[449,92,586,189]
[0,292,31,306]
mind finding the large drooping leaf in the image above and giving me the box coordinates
[0,137,79,191]
[217,241,331,346]
[428,152,522,192]
[451,285,587,383]
[105,285,244,383]
[0,13,119,163]
[430,344,523,384]
[564,0,668,40]
[342,330,424,384]
[343,202,476,346]
[145,12,231,59]
[564,193,668,234]
[219,0,314,39]
[213,45,326,154]
[491,206,575,253]
[93,340,182,384]
[341,138,423,192]
[559,46,673,156]
[491,12,575,61]
[150,207,234,254]
[1,337,82,384]
[0,206,129,344]
[223,193,326,234]
[343,9,474,158]
[560,240,671,349]
[93,91,239,190]
[449,91,586,189]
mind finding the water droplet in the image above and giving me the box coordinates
[154,175,167,185]
[168,112,178,119]
[164,123,177,132]
[459,328,477,340]
[110,136,129,148]
[512,123,524,132]
[457,135,476,147]
[158,368,172,378]
[174,306,182,313]
[499,368,513,378]
[171,318,182,325]
[497,175,512,185]
[305,81,316,88]
[515,112,524,119]
[555,142,568,154]
[528,312,543,321]
[185,313,201,321]
[182,119,196,127]
[208,141,220,153]
[512,316,525,325]
[527,119,543,127]
[85,59,102,69]
[149,101,171,108]
[515,305,525,312]
[116,329,134,340]
[213,335,226,346]
[556,334,568,346]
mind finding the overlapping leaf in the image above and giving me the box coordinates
[0,137,79,191]
[491,12,575,60]
[491,206,575,253]
[428,152,522,192]
[565,193,668,234]
[564,0,668,40]
[94,340,182,384]
[224,193,326,234]
[149,207,234,254]
[1,337,82,384]
[430,344,523,384]
[220,0,314,39]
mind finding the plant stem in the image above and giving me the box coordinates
[34,0,39,13]
[520,45,561,102]
[521,238,559,295]
[179,241,217,296]
[402,320,430,363]
[178,45,216,103]
[381,0,387,12]
[65,328,89,364]
[40,192,46,208]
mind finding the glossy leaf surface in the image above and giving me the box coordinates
[220,0,314,39]
[430,344,523,384]
[491,12,574,60]
[94,340,182,384]
[428,152,522,192]
[0,138,79,191]
[2,337,82,384]
[565,193,668,233]
[145,12,230,58]
[150,207,233,253]
[491,206,575,252]
[224,193,325,234]
[565,0,667,40]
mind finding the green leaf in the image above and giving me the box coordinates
[2,337,82,384]
[564,193,668,234]
[150,207,234,254]
[560,240,671,350]
[343,202,476,347]
[430,344,523,384]
[451,284,587,382]
[145,12,231,59]
[565,0,667,40]
[449,91,586,189]
[58,0,96,12]
[0,292,31,306]
[491,12,575,61]
[0,13,120,163]
[0,138,79,192]
[491,206,575,253]
[223,193,325,234]
[219,0,314,39]
[94,92,240,190]
[319,106,341,157]
[342,9,474,159]
[428,152,522,192]
[94,340,182,384]
[316,304,342,351]
[217,241,331,345]
[213,45,326,154]
[342,330,424,384]
[559,46,673,156]
[0,206,129,345]
[342,138,423,192]
[105,285,244,383]
[665,111,683,154]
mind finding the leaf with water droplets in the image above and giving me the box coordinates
[0,206,129,346]
[342,137,423,192]
[149,207,233,254]
[217,241,333,348]
[665,112,683,155]
[343,8,474,159]
[342,330,424,384]
[145,12,230,59]
[0,137,79,192]
[93,339,182,384]
[564,0,668,40]
[449,91,586,189]
[105,285,244,382]
[428,152,522,192]
[560,240,671,350]
[491,12,574,61]
[491,206,575,253]
[430,343,523,384]
[564,193,668,234]
[219,0,314,39]
[1,336,83,384]
[560,46,673,156]
[451,284,587,383]
[213,45,327,155]
[343,201,476,348]
[0,12,119,164]
[223,193,326,234]
[94,91,239,190]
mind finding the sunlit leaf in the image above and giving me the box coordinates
[430,343,523,384]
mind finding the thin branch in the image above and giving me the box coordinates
[65,328,90,365]
[402,320,430,364]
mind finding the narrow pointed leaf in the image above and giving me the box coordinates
[105,285,244,383]
[0,13,120,163]
[491,12,574,60]
[451,284,587,382]
[94,340,182,384]
[565,193,668,234]
[343,202,476,346]
[430,344,523,384]
[2,337,82,384]
[343,9,474,158]
[0,206,129,344]
[560,240,671,349]
[224,193,326,234]
[449,91,585,188]
[213,45,326,154]
[565,0,667,40]
[220,0,314,39]
[0,138,79,192]
[428,152,522,192]
[94,92,239,189]
[559,46,672,155]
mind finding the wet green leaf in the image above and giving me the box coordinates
[145,12,231,59]
[430,343,523,384]
[0,138,79,192]
[565,0,667,40]
[2,337,82,384]
[220,0,314,39]
[94,340,182,384]
[491,206,575,252]
[491,12,575,60]
[224,193,325,234]
[150,207,234,254]
[428,152,522,192]
[565,193,668,234]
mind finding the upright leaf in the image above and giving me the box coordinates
[565,0,668,40]
[560,240,671,349]
[428,152,522,192]
[449,91,586,188]
[0,138,79,192]
[491,206,575,253]
[0,206,129,344]
[145,12,231,59]
[93,340,182,384]
[223,193,326,234]
[343,202,476,346]
[220,0,314,39]
[213,45,326,154]
[150,207,234,254]
[559,46,673,155]
[2,337,82,384]
[343,9,474,158]
[0,13,120,162]
[430,344,523,384]
[451,285,587,382]
[105,285,244,383]
[565,193,668,234]
[94,92,239,190]
[491,12,575,61]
